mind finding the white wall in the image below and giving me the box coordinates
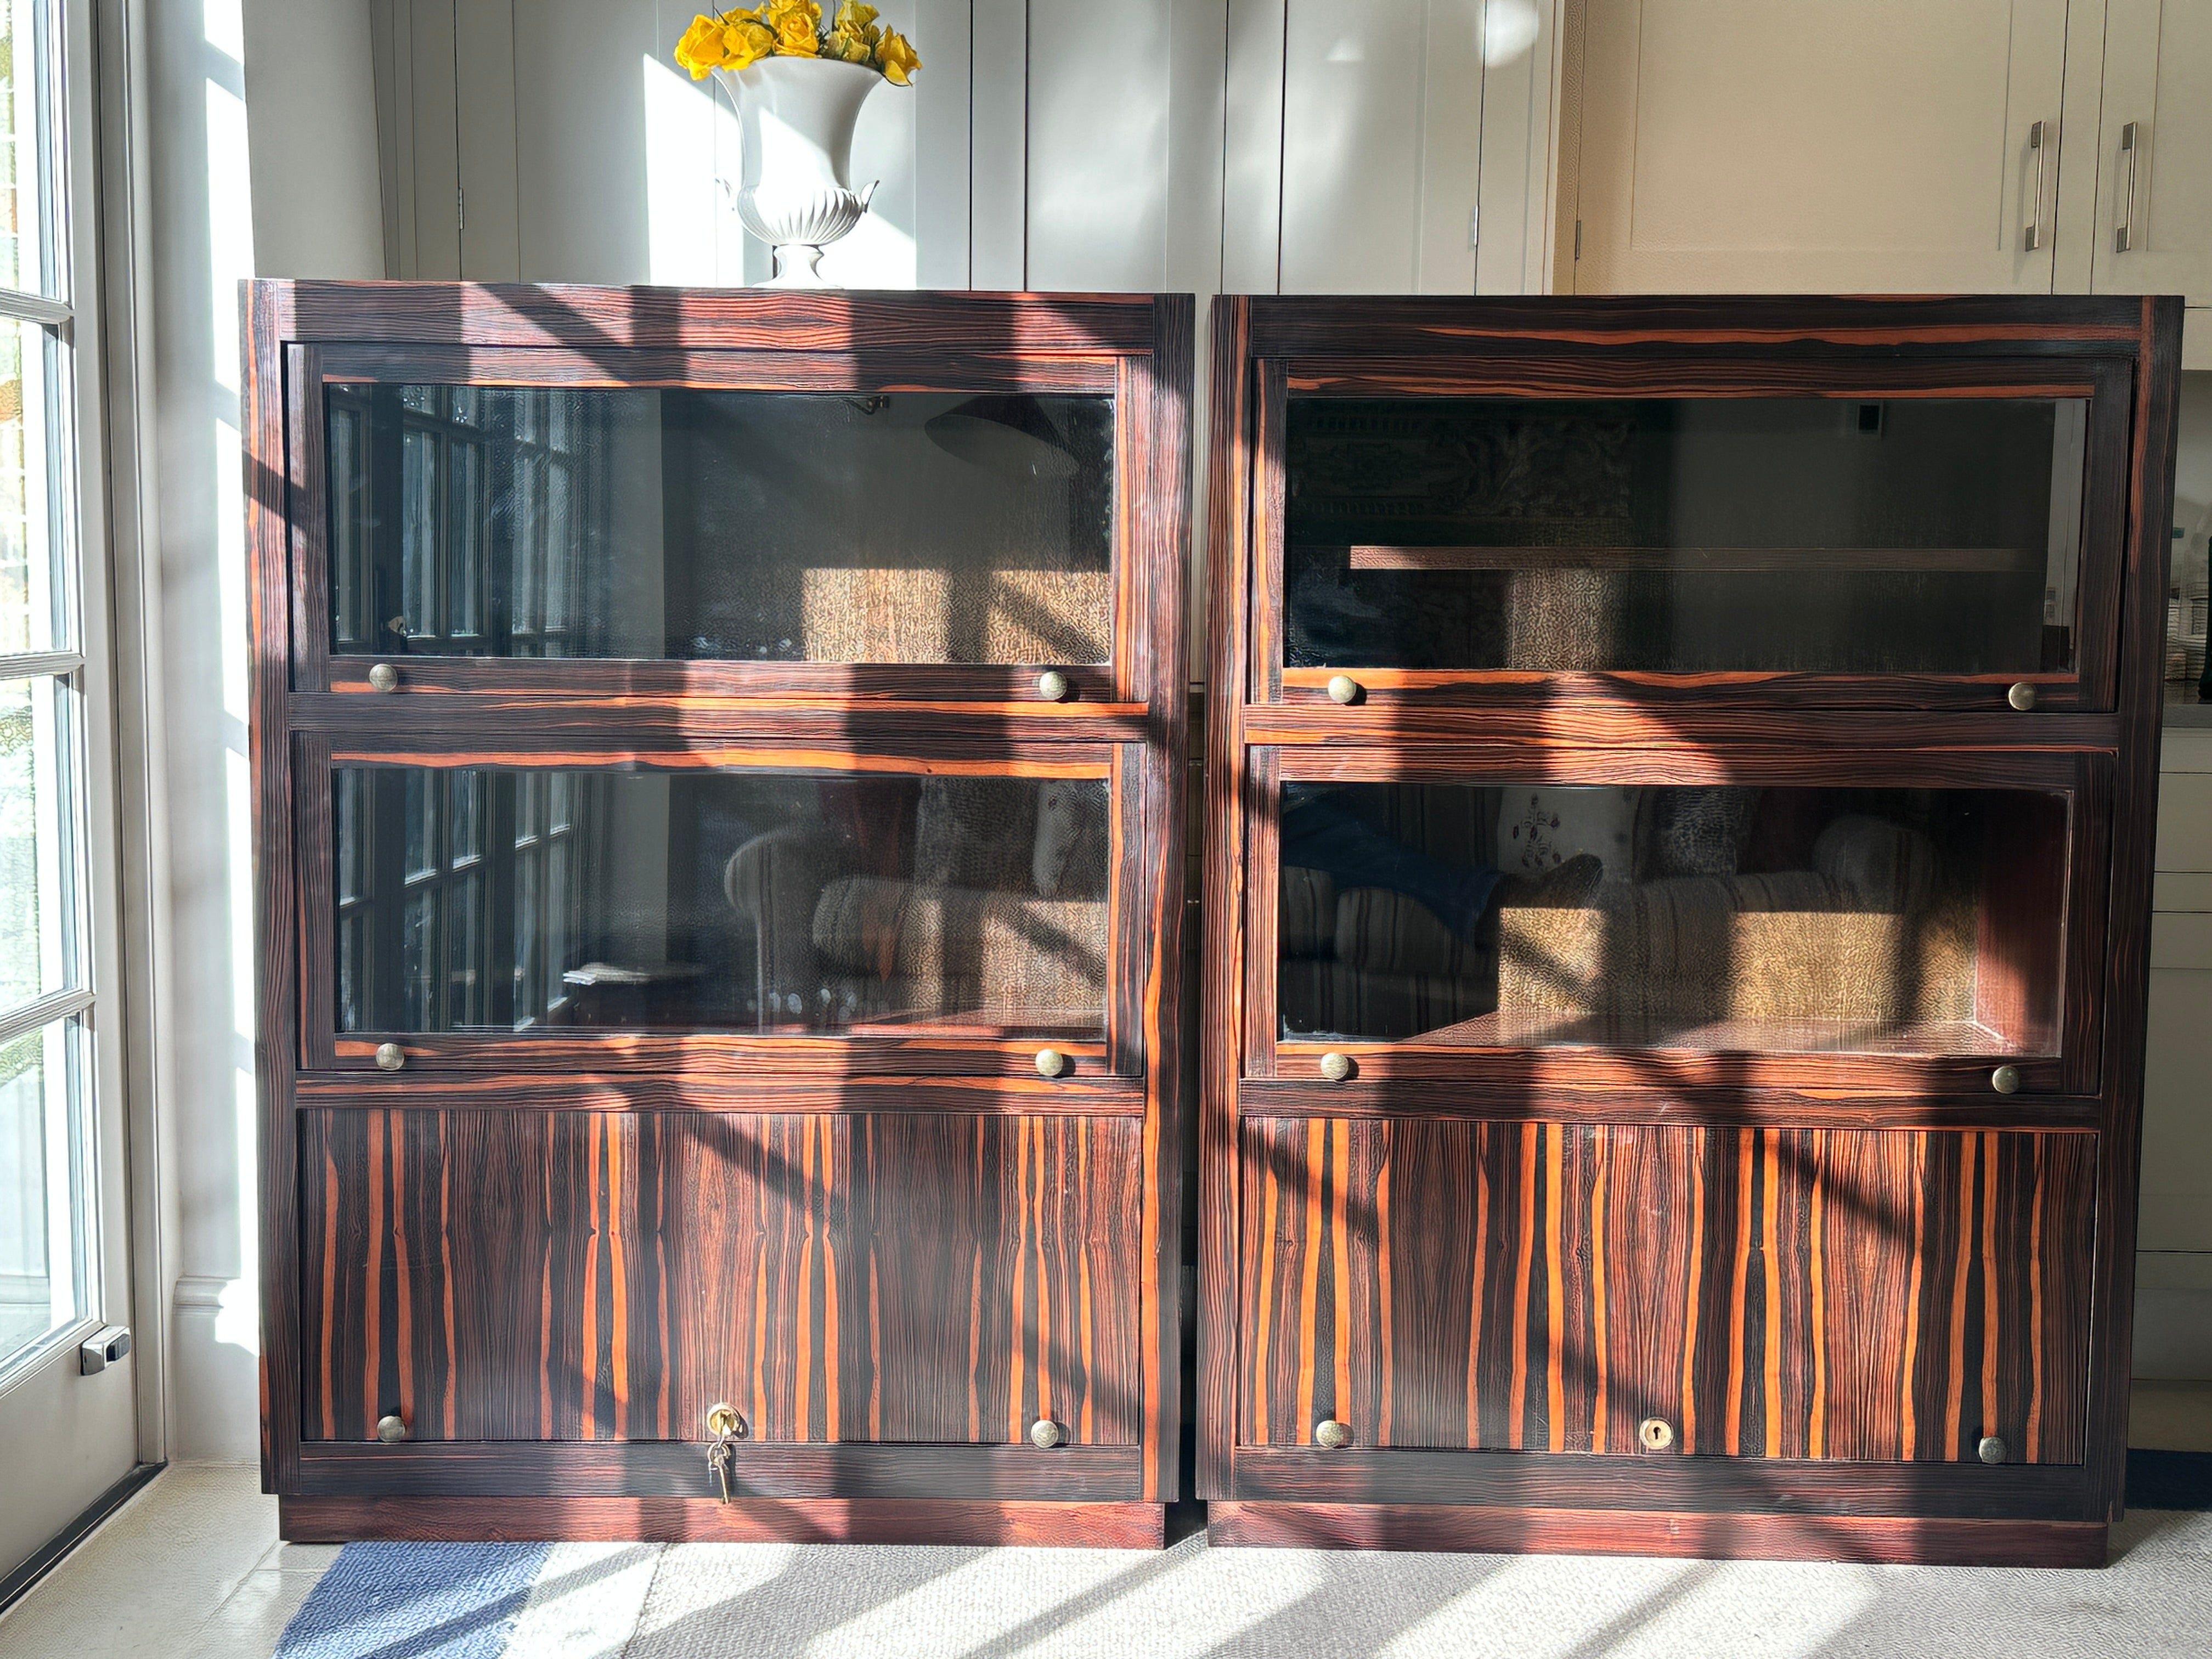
[146,0,383,1463]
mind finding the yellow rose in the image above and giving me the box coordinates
[724,18,775,67]
[768,1,821,55]
[834,2,879,36]
[874,27,919,84]
[674,14,727,79]
[826,29,873,63]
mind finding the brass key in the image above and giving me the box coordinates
[705,1402,748,1502]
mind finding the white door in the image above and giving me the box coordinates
[1223,0,1486,295]
[2089,0,2212,364]
[1571,0,2072,294]
[0,0,137,1588]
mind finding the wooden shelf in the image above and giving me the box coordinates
[1289,1012,2033,1057]
[1336,544,2028,574]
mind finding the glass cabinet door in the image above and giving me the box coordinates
[1267,771,2097,1075]
[320,760,1118,1053]
[1275,389,2108,693]
[323,382,1116,668]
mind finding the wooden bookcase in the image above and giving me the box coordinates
[1197,295,2182,1565]
[245,284,1190,1547]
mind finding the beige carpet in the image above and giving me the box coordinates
[6,1465,2208,1658]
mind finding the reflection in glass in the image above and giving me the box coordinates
[326,386,1115,664]
[1278,782,2067,1054]
[0,318,60,657]
[334,767,1111,1036]
[0,673,73,1008]
[1284,397,2085,675]
[0,1020,85,1369]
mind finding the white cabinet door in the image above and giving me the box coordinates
[1224,0,1486,295]
[1572,0,2070,294]
[2089,0,2212,363]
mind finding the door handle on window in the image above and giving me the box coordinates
[2024,120,2049,252]
[2115,121,2140,252]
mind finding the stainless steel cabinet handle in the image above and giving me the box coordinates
[2024,120,2048,252]
[2116,121,2140,253]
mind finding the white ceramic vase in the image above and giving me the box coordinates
[716,56,886,287]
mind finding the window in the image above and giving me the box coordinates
[0,0,97,1379]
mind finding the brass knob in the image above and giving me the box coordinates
[1640,1417,1676,1451]
[1036,670,1070,702]
[376,1413,409,1443]
[1318,1051,1352,1082]
[1325,674,1361,705]
[374,1043,405,1072]
[1978,1434,2008,1465]
[1991,1064,2022,1095]
[1030,1418,1065,1448]
[1035,1047,1069,1079]
[2007,681,2037,711]
[706,1402,747,1439]
[366,662,400,693]
[1313,1418,1351,1448]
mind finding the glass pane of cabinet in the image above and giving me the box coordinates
[1277,781,2068,1055]
[326,385,1115,664]
[1283,396,2085,675]
[334,766,1111,1036]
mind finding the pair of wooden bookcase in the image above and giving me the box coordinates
[247,283,2180,1565]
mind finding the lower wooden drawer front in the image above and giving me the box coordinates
[1239,1119,2094,1463]
[300,1109,1142,1447]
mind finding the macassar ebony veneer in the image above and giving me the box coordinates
[1199,294,2183,1564]
[247,283,1192,1545]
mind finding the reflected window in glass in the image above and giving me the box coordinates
[333,767,1112,1036]
[324,385,1117,665]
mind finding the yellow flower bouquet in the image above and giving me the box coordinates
[676,2,920,86]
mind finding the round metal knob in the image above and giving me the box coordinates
[1313,1418,1351,1449]
[1035,1047,1069,1079]
[2007,681,2038,711]
[1318,1051,1353,1082]
[1639,1417,1677,1452]
[1978,1434,2008,1465]
[366,662,400,693]
[1036,670,1071,703]
[706,1402,747,1439]
[1030,1418,1065,1448]
[374,1043,406,1072]
[1325,674,1361,706]
[1991,1064,2022,1095]
[376,1413,409,1443]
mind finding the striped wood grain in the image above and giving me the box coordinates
[1237,1118,2094,1465]
[300,1109,1142,1449]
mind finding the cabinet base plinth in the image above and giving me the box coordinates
[280,1496,1165,1550]
[1205,1502,2106,1567]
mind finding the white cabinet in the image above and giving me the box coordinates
[1570,0,2073,295]
[2090,0,2212,359]
[969,0,1226,294]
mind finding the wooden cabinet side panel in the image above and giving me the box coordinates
[1237,1119,2095,1465]
[298,1109,1143,1448]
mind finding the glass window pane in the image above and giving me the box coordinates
[0,318,63,656]
[0,672,74,1008]
[0,1019,88,1373]
[332,767,1112,1037]
[0,1,56,300]
[325,386,1116,665]
[1278,781,2067,1057]
[1283,397,2085,675]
